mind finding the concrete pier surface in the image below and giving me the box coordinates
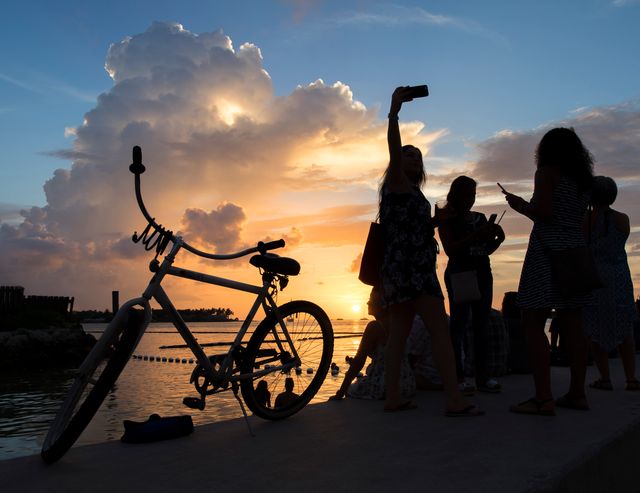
[2,357,640,493]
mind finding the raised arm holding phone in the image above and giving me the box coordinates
[379,86,481,416]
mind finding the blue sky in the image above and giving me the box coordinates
[3,0,639,207]
[1,1,640,315]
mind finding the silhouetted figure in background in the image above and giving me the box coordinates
[502,291,530,374]
[583,176,639,391]
[254,380,271,408]
[505,127,594,415]
[438,176,505,393]
[379,86,480,416]
[329,287,415,400]
[275,377,299,408]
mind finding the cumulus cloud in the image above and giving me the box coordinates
[472,101,640,188]
[181,203,246,253]
[0,203,28,225]
[0,22,443,308]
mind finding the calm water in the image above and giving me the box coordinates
[0,320,368,460]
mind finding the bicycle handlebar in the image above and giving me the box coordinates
[129,146,285,260]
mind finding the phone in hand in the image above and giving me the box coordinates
[497,182,508,194]
[488,213,498,224]
[406,85,429,99]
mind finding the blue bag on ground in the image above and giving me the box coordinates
[121,414,193,443]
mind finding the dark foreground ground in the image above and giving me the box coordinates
[2,356,640,493]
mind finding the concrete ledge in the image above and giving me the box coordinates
[2,357,640,493]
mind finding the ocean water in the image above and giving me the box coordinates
[0,320,367,460]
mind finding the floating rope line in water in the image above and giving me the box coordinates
[132,355,195,364]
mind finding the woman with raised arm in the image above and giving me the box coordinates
[380,86,481,416]
[504,127,594,415]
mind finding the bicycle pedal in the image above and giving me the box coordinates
[182,397,205,410]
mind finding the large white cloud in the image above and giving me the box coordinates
[0,22,442,309]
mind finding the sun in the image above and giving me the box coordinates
[351,304,361,314]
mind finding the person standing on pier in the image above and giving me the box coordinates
[379,86,481,416]
[504,127,594,415]
[583,176,639,391]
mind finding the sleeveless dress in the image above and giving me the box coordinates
[379,185,442,307]
[347,320,422,400]
[517,177,592,309]
[583,211,637,351]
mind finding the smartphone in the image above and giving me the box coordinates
[488,213,498,224]
[497,182,508,194]
[406,85,429,99]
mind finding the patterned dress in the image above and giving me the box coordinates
[379,185,442,307]
[583,211,637,351]
[517,177,592,309]
[347,323,419,400]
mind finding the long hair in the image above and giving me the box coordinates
[445,175,477,215]
[535,127,594,192]
[378,145,426,212]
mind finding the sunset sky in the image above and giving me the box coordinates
[1,1,640,319]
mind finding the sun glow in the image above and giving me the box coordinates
[351,304,361,313]
[217,101,243,125]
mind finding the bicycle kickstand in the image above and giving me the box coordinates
[232,381,255,437]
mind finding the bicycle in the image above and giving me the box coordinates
[41,146,334,463]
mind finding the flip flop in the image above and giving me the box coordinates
[626,379,640,391]
[446,405,485,417]
[384,400,418,412]
[509,397,556,416]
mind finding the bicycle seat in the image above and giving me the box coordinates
[250,253,300,276]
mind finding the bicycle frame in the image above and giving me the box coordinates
[136,235,301,394]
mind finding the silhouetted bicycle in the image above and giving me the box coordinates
[41,146,334,463]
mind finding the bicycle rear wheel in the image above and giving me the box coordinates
[240,300,333,420]
[41,307,146,463]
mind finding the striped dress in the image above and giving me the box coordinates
[517,177,592,309]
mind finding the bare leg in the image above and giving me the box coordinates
[384,301,415,410]
[619,335,637,382]
[522,308,553,401]
[414,294,471,411]
[557,308,587,401]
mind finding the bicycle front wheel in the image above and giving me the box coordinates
[240,300,333,420]
[41,307,146,463]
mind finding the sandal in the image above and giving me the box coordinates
[446,405,485,417]
[556,394,589,411]
[589,379,613,390]
[510,397,556,416]
[384,400,418,413]
[626,378,640,391]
